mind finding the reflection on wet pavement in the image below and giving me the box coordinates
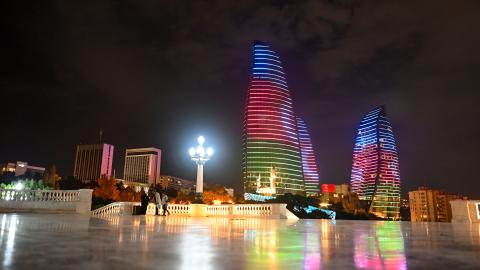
[0,214,479,269]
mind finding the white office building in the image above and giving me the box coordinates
[123,148,161,186]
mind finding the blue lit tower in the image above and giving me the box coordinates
[350,106,401,219]
[297,117,320,195]
[243,41,305,195]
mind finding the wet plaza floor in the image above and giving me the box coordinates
[0,213,479,269]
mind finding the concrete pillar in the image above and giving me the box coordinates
[189,204,208,217]
[196,164,204,194]
[76,189,93,214]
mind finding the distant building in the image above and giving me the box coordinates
[409,187,467,222]
[123,148,161,186]
[400,198,409,208]
[159,175,194,192]
[0,161,45,178]
[320,183,350,204]
[399,198,411,221]
[297,117,321,195]
[73,143,114,182]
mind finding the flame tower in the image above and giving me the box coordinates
[243,41,305,195]
[350,106,401,219]
[297,117,320,195]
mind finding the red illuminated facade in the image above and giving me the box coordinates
[350,106,401,219]
[243,41,305,195]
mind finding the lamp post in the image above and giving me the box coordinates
[189,136,213,202]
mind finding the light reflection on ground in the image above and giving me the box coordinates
[0,214,479,269]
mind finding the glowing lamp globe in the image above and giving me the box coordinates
[189,147,196,157]
[207,147,213,156]
[197,136,205,145]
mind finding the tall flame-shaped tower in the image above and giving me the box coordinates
[350,106,401,219]
[297,117,320,195]
[243,41,306,195]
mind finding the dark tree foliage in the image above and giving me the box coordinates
[59,176,82,190]
[266,193,330,219]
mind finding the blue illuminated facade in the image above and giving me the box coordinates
[297,117,320,196]
[350,106,401,219]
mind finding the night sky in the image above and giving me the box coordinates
[1,1,479,198]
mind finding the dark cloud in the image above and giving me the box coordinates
[1,0,479,197]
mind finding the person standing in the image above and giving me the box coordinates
[161,192,170,216]
[154,189,162,216]
[140,188,149,215]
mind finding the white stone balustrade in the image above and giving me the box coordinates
[232,204,272,216]
[206,205,230,216]
[91,202,140,216]
[92,202,297,220]
[0,189,92,214]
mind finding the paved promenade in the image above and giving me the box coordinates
[0,213,479,269]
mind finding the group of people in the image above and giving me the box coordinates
[139,188,170,216]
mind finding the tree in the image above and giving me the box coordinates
[202,184,234,204]
[172,191,195,204]
[118,185,139,202]
[44,164,62,189]
[93,175,119,201]
[59,176,82,190]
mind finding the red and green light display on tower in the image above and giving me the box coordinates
[350,106,401,219]
[243,41,319,196]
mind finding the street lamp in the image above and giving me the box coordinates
[189,135,213,202]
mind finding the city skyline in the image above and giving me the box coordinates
[1,1,480,198]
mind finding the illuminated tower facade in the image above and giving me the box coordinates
[243,41,305,195]
[297,117,320,195]
[350,106,400,219]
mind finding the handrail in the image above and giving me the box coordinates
[91,202,140,216]
[0,189,80,202]
[91,202,296,219]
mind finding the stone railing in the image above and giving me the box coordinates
[0,189,80,202]
[145,203,192,216]
[92,202,297,220]
[91,202,140,216]
[0,189,92,214]
[232,204,272,216]
[206,205,230,216]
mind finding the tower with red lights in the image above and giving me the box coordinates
[243,41,308,195]
[297,117,320,195]
[350,106,401,219]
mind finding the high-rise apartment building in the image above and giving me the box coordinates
[123,148,161,186]
[243,41,320,197]
[159,175,193,192]
[73,143,114,182]
[409,187,466,222]
[320,183,350,204]
[350,106,401,219]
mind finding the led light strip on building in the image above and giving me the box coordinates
[350,106,401,219]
